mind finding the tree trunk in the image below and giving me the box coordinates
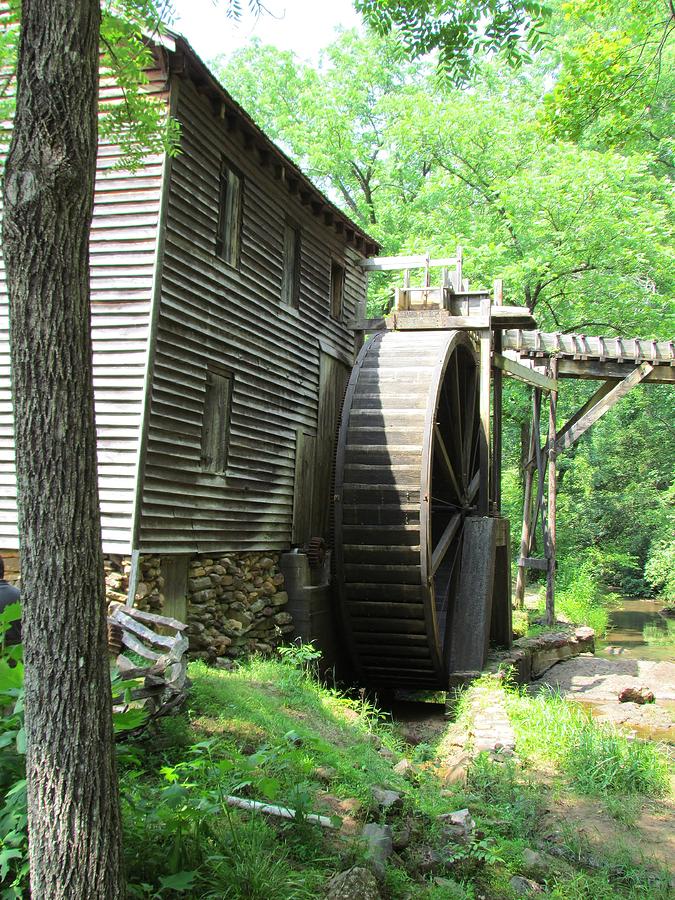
[2,2,124,897]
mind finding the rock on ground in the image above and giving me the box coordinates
[618,685,655,704]
[326,867,381,900]
[371,786,403,812]
[510,875,544,895]
[361,823,393,877]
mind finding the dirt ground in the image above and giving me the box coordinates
[538,792,675,876]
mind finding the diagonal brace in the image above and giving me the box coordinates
[556,362,654,453]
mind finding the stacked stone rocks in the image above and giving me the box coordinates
[185,552,293,665]
[103,555,164,612]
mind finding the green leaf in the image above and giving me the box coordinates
[257,776,281,801]
[0,848,23,881]
[158,870,197,892]
[112,707,148,734]
[0,659,23,694]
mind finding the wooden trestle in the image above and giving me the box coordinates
[335,252,674,684]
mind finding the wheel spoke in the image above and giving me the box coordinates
[466,470,480,504]
[431,512,462,576]
[434,424,462,501]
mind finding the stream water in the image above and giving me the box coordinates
[597,598,674,662]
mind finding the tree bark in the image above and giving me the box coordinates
[2,2,124,897]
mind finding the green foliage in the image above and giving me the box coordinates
[98,3,182,169]
[465,754,543,839]
[119,656,409,894]
[0,2,183,172]
[0,604,151,895]
[277,640,322,669]
[122,736,324,898]
[567,726,670,796]
[355,0,551,85]
[0,604,26,899]
[538,559,614,634]
[645,538,675,603]
[542,0,674,176]
[217,27,674,331]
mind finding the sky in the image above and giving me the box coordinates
[170,0,362,63]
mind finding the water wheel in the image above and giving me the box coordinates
[334,330,482,688]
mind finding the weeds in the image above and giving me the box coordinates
[507,685,670,796]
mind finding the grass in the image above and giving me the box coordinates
[506,685,671,797]
[532,561,620,636]
[115,659,673,899]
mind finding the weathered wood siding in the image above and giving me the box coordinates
[137,74,366,553]
[0,61,169,553]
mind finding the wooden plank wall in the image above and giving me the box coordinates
[0,58,168,554]
[137,75,366,553]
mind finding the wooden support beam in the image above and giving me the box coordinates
[503,330,674,365]
[517,556,548,571]
[490,518,513,649]
[525,379,616,470]
[448,518,497,672]
[491,330,503,512]
[553,359,674,383]
[345,317,387,332]
[556,361,654,453]
[532,390,546,549]
[545,358,558,626]
[493,352,557,391]
[478,297,491,515]
[557,380,614,441]
[514,400,537,608]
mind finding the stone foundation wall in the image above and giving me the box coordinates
[102,551,294,665]
[104,555,164,611]
[185,553,293,664]
[0,550,20,585]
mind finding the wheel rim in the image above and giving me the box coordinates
[427,341,480,669]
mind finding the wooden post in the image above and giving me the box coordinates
[545,359,558,626]
[491,329,502,512]
[515,390,539,608]
[478,295,491,515]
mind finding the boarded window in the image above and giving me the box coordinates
[281,220,301,307]
[216,159,243,266]
[161,556,189,622]
[330,260,345,321]
[200,367,233,474]
[292,429,316,545]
